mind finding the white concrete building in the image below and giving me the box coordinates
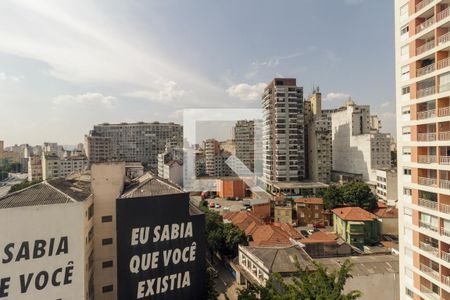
[0,180,94,300]
[376,169,398,205]
[42,153,88,181]
[331,99,391,181]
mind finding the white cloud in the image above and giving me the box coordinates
[380,101,391,109]
[53,92,117,108]
[125,81,186,103]
[324,92,350,102]
[0,72,20,82]
[226,82,266,101]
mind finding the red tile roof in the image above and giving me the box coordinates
[250,225,292,246]
[294,197,324,205]
[301,231,339,244]
[273,223,304,240]
[373,207,398,218]
[332,207,378,221]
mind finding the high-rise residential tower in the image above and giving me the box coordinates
[262,78,305,190]
[395,1,450,299]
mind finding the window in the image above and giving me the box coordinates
[405,288,414,298]
[401,86,410,95]
[88,227,94,242]
[404,207,412,216]
[402,105,410,114]
[400,3,408,16]
[403,188,412,195]
[102,285,113,293]
[401,45,409,57]
[102,215,113,223]
[403,168,411,175]
[402,126,411,135]
[402,147,411,155]
[102,260,113,269]
[314,213,319,218]
[87,204,94,220]
[401,25,409,36]
[102,238,113,245]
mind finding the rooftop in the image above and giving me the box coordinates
[121,173,183,198]
[373,207,398,219]
[294,197,323,205]
[315,255,398,276]
[332,207,378,221]
[271,181,329,190]
[241,245,313,273]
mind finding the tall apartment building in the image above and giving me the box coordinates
[204,139,220,176]
[41,152,89,180]
[234,120,256,173]
[395,1,450,299]
[86,122,183,169]
[331,99,391,182]
[304,89,333,183]
[28,155,42,181]
[262,78,305,189]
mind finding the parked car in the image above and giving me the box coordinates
[215,204,221,209]
[223,206,230,211]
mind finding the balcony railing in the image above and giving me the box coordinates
[416,0,434,12]
[442,227,450,237]
[440,83,450,93]
[440,202,450,214]
[419,241,439,256]
[417,63,436,77]
[441,156,450,165]
[418,155,437,164]
[417,18,435,34]
[439,107,450,117]
[419,198,438,210]
[438,57,450,70]
[440,179,450,190]
[417,86,436,98]
[439,131,450,141]
[439,32,450,46]
[420,284,440,300]
[417,41,435,56]
[417,109,436,119]
[420,221,439,232]
[421,263,440,280]
[419,176,438,186]
[437,7,450,22]
[418,132,437,141]
[442,250,450,263]
[443,275,450,287]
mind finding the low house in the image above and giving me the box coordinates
[274,205,293,224]
[373,206,398,236]
[217,178,248,199]
[332,207,380,250]
[300,231,352,258]
[236,245,313,287]
[294,197,326,226]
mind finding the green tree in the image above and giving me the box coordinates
[222,223,248,257]
[205,267,219,300]
[390,150,397,168]
[238,259,361,300]
[323,186,344,210]
[340,182,377,211]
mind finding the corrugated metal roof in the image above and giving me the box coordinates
[315,254,399,276]
[121,173,182,198]
[0,182,75,209]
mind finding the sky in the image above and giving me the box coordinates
[0,0,395,146]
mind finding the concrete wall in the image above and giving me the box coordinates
[380,217,399,236]
[91,162,125,300]
[344,272,399,300]
[0,202,86,299]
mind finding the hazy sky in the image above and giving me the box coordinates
[0,0,395,146]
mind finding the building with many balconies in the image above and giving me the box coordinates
[395,1,450,298]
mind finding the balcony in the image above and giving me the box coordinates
[417,109,436,120]
[419,176,438,186]
[417,41,435,56]
[417,63,436,77]
[439,107,450,117]
[441,156,450,165]
[442,250,450,263]
[419,241,439,257]
[437,7,450,22]
[420,263,440,280]
[419,198,438,210]
[440,179,450,190]
[416,0,434,12]
[418,132,437,141]
[420,221,439,232]
[439,32,450,46]
[440,202,450,214]
[443,275,450,287]
[442,227,450,237]
[417,18,435,34]
[418,155,437,164]
[420,284,440,300]
[440,131,450,141]
[417,86,436,98]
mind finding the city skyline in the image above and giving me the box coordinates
[0,0,395,146]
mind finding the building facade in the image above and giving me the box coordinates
[376,169,398,205]
[304,89,333,183]
[262,78,305,190]
[395,1,450,299]
[234,120,256,173]
[86,122,182,169]
[42,152,88,181]
[331,99,391,181]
